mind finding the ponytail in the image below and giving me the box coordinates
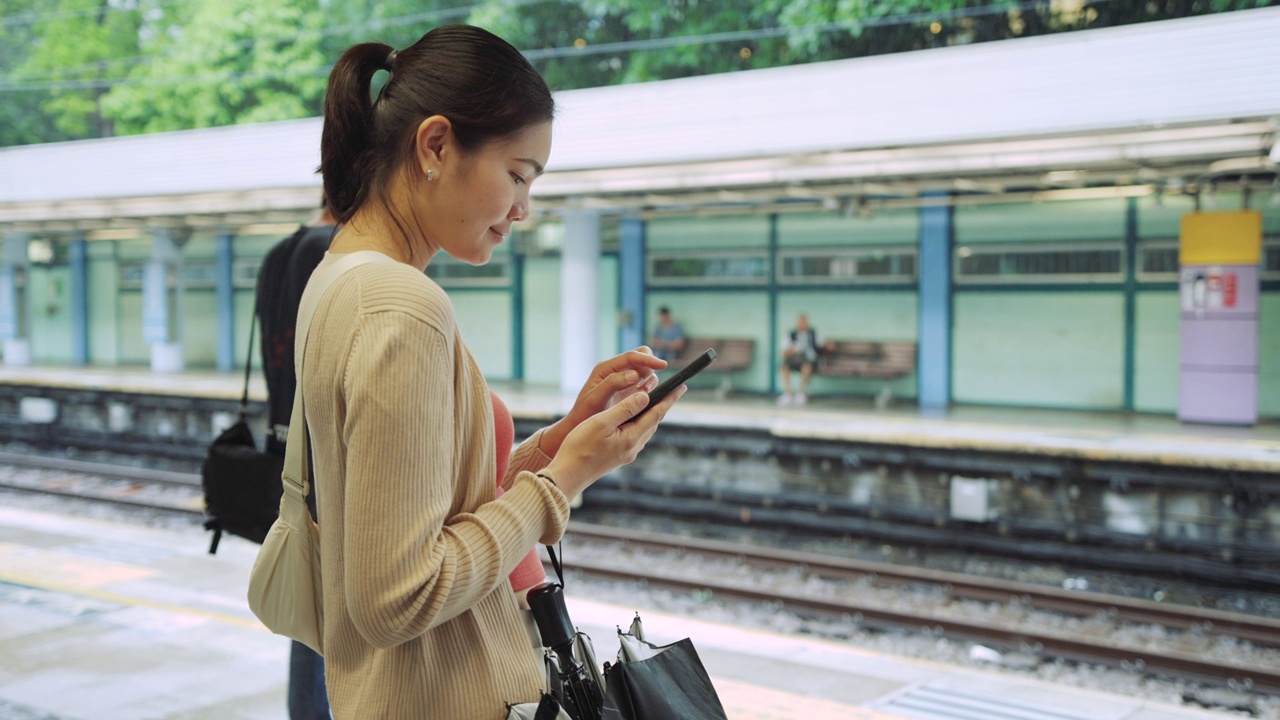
[320,42,394,223]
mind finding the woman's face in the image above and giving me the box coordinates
[428,121,552,266]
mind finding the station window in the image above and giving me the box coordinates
[232,259,260,289]
[953,242,1125,284]
[119,261,225,289]
[777,247,917,285]
[183,262,217,289]
[1265,237,1280,281]
[648,250,769,286]
[425,255,510,287]
[1136,239,1179,282]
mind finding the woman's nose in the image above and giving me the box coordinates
[510,199,529,222]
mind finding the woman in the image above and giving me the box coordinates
[303,25,683,719]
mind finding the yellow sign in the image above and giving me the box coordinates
[1180,210,1262,265]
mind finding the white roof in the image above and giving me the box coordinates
[1,7,1277,214]
[551,6,1280,171]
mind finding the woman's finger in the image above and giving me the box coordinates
[617,383,685,434]
[591,349,666,380]
[606,390,651,428]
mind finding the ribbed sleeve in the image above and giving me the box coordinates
[301,255,569,719]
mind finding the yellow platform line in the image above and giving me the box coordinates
[0,568,266,633]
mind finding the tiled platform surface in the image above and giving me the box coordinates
[3,364,1279,473]
[0,505,1247,720]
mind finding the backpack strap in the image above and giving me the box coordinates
[281,251,397,507]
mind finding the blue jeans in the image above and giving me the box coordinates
[289,640,331,719]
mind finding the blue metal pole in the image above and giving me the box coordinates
[511,249,525,381]
[216,232,235,372]
[69,234,89,365]
[917,193,954,411]
[619,217,645,351]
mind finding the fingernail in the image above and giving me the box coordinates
[624,371,638,384]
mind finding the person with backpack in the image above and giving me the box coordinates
[255,199,336,720]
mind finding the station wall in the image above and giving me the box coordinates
[952,199,1129,409]
[10,195,1279,418]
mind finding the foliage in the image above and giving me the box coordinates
[0,0,62,146]
[99,0,328,134]
[9,0,147,140]
[0,0,1274,146]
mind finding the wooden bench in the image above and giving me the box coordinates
[817,340,917,380]
[813,340,916,409]
[670,338,756,399]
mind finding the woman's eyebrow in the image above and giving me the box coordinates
[517,158,545,176]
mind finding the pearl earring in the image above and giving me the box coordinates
[426,169,436,181]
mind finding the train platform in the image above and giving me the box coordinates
[0,502,1246,720]
[1,363,1278,474]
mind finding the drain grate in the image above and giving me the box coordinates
[875,684,1113,720]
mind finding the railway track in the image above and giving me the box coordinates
[0,451,204,515]
[3,451,1278,695]
[559,522,1280,694]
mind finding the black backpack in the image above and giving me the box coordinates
[201,321,284,553]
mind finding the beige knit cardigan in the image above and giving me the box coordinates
[299,253,569,719]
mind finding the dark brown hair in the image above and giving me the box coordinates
[319,25,555,224]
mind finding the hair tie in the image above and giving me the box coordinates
[383,49,398,71]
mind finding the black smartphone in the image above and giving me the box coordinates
[629,348,717,422]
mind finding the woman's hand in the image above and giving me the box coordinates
[539,348,666,458]
[541,383,685,502]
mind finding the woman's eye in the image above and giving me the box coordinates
[511,172,526,185]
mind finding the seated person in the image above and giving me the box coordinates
[649,306,686,362]
[779,313,831,406]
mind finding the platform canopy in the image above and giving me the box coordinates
[0,7,1277,230]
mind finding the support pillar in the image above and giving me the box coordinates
[1,233,31,366]
[559,210,600,394]
[144,227,184,373]
[618,217,645,352]
[1122,198,1137,411]
[215,232,236,372]
[918,194,954,412]
[69,233,89,365]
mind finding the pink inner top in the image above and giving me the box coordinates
[491,390,547,592]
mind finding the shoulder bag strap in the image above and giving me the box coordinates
[238,318,256,419]
[281,251,397,505]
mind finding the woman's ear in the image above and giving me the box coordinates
[414,115,453,180]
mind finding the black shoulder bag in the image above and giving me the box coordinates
[201,319,285,553]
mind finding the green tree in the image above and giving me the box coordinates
[11,0,146,140]
[468,0,638,90]
[316,0,467,56]
[0,0,63,145]
[100,0,328,134]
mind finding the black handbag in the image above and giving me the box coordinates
[201,319,284,553]
[512,546,729,720]
[601,616,727,720]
